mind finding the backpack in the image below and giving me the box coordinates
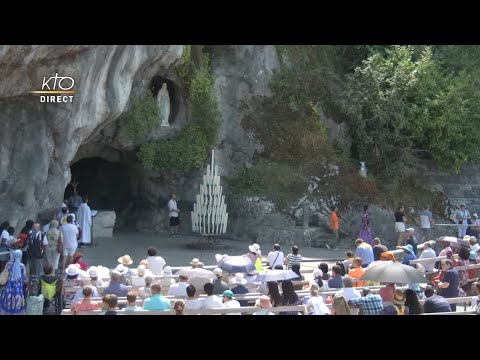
[41,279,58,301]
[332,295,351,315]
[392,304,406,315]
[27,231,45,259]
[336,261,346,276]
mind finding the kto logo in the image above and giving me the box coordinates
[31,73,75,103]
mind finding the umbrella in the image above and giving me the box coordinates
[435,236,470,248]
[175,268,216,280]
[359,262,429,283]
[217,255,256,273]
[255,270,300,283]
[365,260,393,270]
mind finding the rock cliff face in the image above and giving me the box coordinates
[0,45,468,247]
[0,45,183,228]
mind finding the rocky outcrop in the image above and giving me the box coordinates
[93,211,116,238]
[0,45,183,228]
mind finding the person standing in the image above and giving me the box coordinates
[27,223,48,276]
[394,205,407,247]
[168,192,180,237]
[455,203,471,239]
[0,250,27,315]
[45,220,63,272]
[358,205,373,246]
[60,215,79,272]
[419,205,434,243]
[68,189,83,216]
[76,196,92,246]
[329,206,339,247]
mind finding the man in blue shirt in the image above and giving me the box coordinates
[354,239,374,267]
[103,271,128,297]
[143,283,171,311]
[401,244,417,268]
[327,265,343,288]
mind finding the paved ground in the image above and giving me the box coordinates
[78,232,348,272]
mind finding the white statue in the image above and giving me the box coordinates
[359,161,367,178]
[157,83,170,127]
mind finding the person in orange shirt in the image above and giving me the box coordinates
[347,257,366,287]
[329,206,339,247]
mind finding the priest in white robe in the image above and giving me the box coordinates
[77,196,92,245]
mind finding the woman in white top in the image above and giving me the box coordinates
[306,283,331,315]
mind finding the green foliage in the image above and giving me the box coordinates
[342,45,480,179]
[230,163,308,209]
[136,49,218,173]
[119,93,159,144]
[176,45,194,92]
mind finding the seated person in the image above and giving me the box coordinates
[72,252,88,271]
[71,286,100,314]
[103,294,119,315]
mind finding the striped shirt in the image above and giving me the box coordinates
[286,253,302,270]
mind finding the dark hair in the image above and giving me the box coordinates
[363,205,368,211]
[345,251,353,258]
[319,263,329,274]
[405,289,423,314]
[0,221,9,231]
[127,291,137,303]
[362,289,371,297]
[66,215,73,224]
[82,286,93,297]
[442,258,453,267]
[424,205,429,210]
[397,204,404,210]
[170,192,176,198]
[186,285,196,297]
[330,205,336,211]
[332,265,342,275]
[151,283,162,293]
[424,286,435,298]
[204,282,215,295]
[105,294,118,308]
[274,264,284,270]
[62,207,68,214]
[281,280,298,305]
[267,281,282,307]
[25,220,34,229]
[147,247,157,256]
[315,278,324,288]
[7,226,14,236]
[82,195,89,203]
[273,243,281,251]
[291,245,299,255]
[291,263,301,277]
[459,247,470,261]
[43,264,53,275]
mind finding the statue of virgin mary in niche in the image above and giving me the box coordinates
[157,83,170,126]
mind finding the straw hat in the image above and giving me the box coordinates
[118,255,133,266]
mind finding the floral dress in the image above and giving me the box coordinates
[0,263,27,315]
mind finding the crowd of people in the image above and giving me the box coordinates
[1,198,480,315]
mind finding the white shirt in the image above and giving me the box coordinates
[420,211,432,229]
[267,251,284,269]
[202,295,224,309]
[61,223,79,249]
[471,243,480,253]
[335,287,362,315]
[307,296,331,315]
[223,299,241,315]
[185,298,204,311]
[168,199,179,218]
[167,281,189,297]
[418,247,437,272]
[1,230,9,243]
[146,256,166,275]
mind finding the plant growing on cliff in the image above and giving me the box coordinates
[137,49,219,173]
[119,93,159,144]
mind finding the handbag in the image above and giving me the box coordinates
[0,265,10,285]
[56,232,63,254]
